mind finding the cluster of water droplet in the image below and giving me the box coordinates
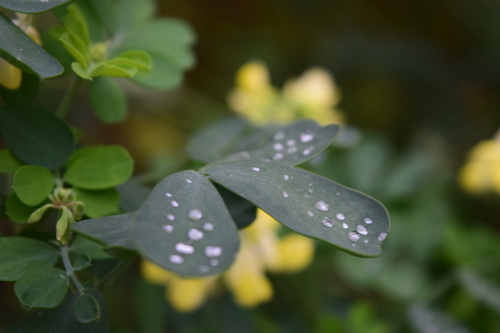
[161,180,224,272]
[258,129,318,162]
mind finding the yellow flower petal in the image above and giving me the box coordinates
[25,25,41,46]
[167,276,216,312]
[224,246,273,308]
[459,139,500,195]
[273,234,315,273]
[141,260,174,286]
[236,61,271,92]
[0,58,22,90]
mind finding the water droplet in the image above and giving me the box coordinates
[307,211,314,217]
[378,233,388,241]
[262,157,272,162]
[205,246,222,257]
[348,232,360,242]
[304,194,310,198]
[357,225,368,235]
[189,209,202,220]
[188,228,204,240]
[186,179,192,183]
[252,167,260,172]
[309,183,312,186]
[169,255,184,264]
[167,214,175,221]
[286,139,296,146]
[283,175,289,180]
[308,189,313,193]
[283,191,289,197]
[336,213,345,220]
[287,146,297,154]
[274,131,285,140]
[163,225,174,233]
[166,193,172,197]
[273,153,284,160]
[273,143,284,151]
[300,133,314,143]
[336,192,340,195]
[175,243,195,254]
[364,217,373,224]
[199,265,209,273]
[171,200,179,207]
[210,259,219,266]
[315,201,329,211]
[364,239,369,243]
[342,223,348,229]
[322,217,333,227]
[302,147,314,155]
[203,223,214,231]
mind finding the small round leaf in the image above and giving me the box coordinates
[13,166,54,206]
[89,76,128,124]
[75,187,120,218]
[74,293,101,323]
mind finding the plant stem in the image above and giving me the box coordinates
[61,245,84,293]
[56,75,82,118]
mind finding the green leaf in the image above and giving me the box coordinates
[186,116,269,164]
[134,279,167,333]
[89,76,128,124]
[3,291,110,333]
[220,120,340,166]
[41,26,74,75]
[71,235,112,260]
[116,0,155,31]
[0,105,75,170]
[0,237,60,281]
[60,33,89,69]
[6,193,42,223]
[64,146,134,190]
[132,53,184,90]
[15,267,69,309]
[0,0,71,13]
[71,213,136,257]
[215,183,257,229]
[62,4,91,51]
[117,181,150,212]
[133,170,240,277]
[28,204,54,224]
[0,71,40,105]
[408,304,471,333]
[457,269,500,314]
[110,50,153,71]
[72,253,92,271]
[0,13,63,79]
[13,166,54,206]
[0,149,24,173]
[206,161,390,257]
[75,187,120,218]
[99,63,137,77]
[74,293,101,323]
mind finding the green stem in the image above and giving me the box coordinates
[61,245,84,293]
[56,76,82,118]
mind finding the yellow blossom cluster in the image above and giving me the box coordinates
[142,209,314,311]
[227,61,345,126]
[0,14,41,90]
[459,134,500,195]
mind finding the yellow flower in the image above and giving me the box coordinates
[141,209,315,312]
[227,61,345,125]
[0,14,41,90]
[459,138,500,194]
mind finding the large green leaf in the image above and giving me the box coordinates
[0,13,62,78]
[0,237,60,281]
[0,149,23,173]
[5,193,41,223]
[72,213,136,257]
[186,116,269,164]
[132,53,184,90]
[14,267,69,309]
[89,76,128,124]
[117,181,150,212]
[13,166,54,206]
[133,170,240,277]
[70,235,113,260]
[74,187,120,218]
[0,105,75,170]
[64,146,134,190]
[215,183,257,229]
[219,120,340,166]
[3,291,109,333]
[206,161,390,257]
[0,0,71,13]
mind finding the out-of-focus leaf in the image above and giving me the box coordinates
[133,171,240,276]
[71,235,112,260]
[0,72,40,105]
[72,253,92,271]
[0,149,23,173]
[134,279,167,333]
[0,105,75,170]
[75,187,120,218]
[0,237,60,281]
[6,193,43,223]
[215,183,257,229]
[206,161,390,257]
[14,267,69,309]
[0,0,71,13]
[0,13,63,78]
[89,76,128,124]
[117,181,150,213]
[408,304,471,333]
[457,269,500,314]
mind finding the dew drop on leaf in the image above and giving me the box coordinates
[205,246,222,257]
[189,209,203,220]
[171,200,179,207]
[169,255,184,264]
[357,225,368,235]
[348,232,360,242]
[315,201,329,211]
[322,217,333,227]
[378,233,388,241]
[364,217,373,224]
[336,213,345,220]
[163,225,174,233]
[175,243,195,254]
[188,228,204,240]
